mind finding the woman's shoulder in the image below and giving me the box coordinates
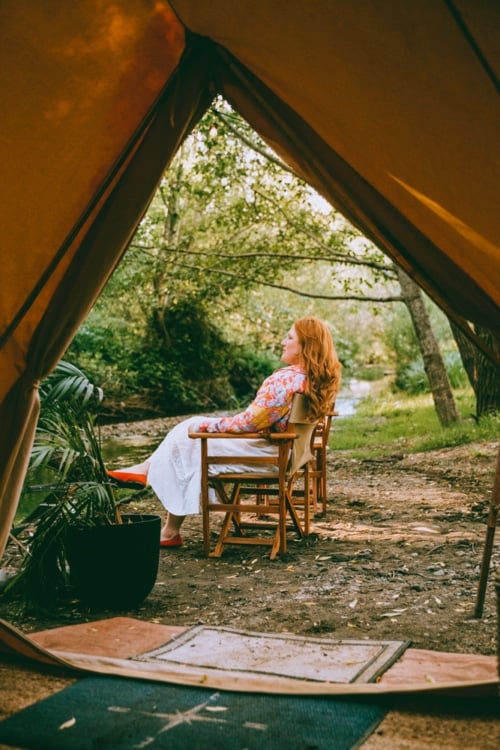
[269,364,305,375]
[266,365,306,384]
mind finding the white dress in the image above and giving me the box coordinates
[147,416,278,515]
[147,364,307,516]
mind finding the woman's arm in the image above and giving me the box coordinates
[198,366,306,433]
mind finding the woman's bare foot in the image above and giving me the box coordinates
[160,512,185,544]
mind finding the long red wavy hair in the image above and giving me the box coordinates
[294,316,342,420]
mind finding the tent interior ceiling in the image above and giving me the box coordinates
[171,0,500,325]
[0,0,499,557]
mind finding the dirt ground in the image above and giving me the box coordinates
[1,417,499,747]
[1,416,498,656]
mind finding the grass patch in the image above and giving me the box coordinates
[331,388,500,458]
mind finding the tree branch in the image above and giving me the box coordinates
[130,244,397,275]
[212,109,297,178]
[253,188,395,275]
[213,107,394,277]
[169,258,402,303]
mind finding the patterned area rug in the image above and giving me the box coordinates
[0,675,388,750]
[1,617,497,695]
[137,625,410,684]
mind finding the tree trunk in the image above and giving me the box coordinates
[395,267,460,427]
[450,322,500,418]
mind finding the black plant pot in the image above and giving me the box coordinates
[65,513,161,610]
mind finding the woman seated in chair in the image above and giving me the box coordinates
[108,316,341,547]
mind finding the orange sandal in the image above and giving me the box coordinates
[107,470,148,488]
[160,535,183,548]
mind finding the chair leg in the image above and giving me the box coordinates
[212,511,234,557]
[207,482,244,558]
[318,446,328,516]
[269,529,282,560]
[278,478,287,557]
[200,440,211,556]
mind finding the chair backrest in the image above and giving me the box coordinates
[315,401,337,448]
[287,393,318,476]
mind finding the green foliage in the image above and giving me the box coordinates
[69,99,392,398]
[353,365,386,382]
[64,97,470,422]
[394,359,429,394]
[393,349,468,395]
[384,305,420,369]
[443,350,469,389]
[7,362,123,610]
[332,387,499,457]
[226,345,279,402]
[128,300,277,413]
[383,293,467,395]
[381,297,457,378]
[67,313,144,398]
[30,363,116,509]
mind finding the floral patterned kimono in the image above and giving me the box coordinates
[147,365,306,516]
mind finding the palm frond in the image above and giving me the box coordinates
[7,360,123,610]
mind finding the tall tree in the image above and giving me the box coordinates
[395,267,459,426]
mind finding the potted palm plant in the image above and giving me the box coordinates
[7,361,161,611]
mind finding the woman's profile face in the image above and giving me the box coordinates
[281,325,303,365]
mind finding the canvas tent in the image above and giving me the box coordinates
[1,0,499,560]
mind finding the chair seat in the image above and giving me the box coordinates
[189,394,319,559]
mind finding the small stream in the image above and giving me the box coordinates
[334,378,375,418]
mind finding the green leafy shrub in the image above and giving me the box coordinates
[443,350,469,389]
[226,346,278,402]
[394,350,468,395]
[355,365,386,381]
[394,359,429,394]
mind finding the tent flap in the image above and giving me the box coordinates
[1,0,499,557]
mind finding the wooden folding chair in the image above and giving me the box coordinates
[189,394,319,559]
[310,404,338,516]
